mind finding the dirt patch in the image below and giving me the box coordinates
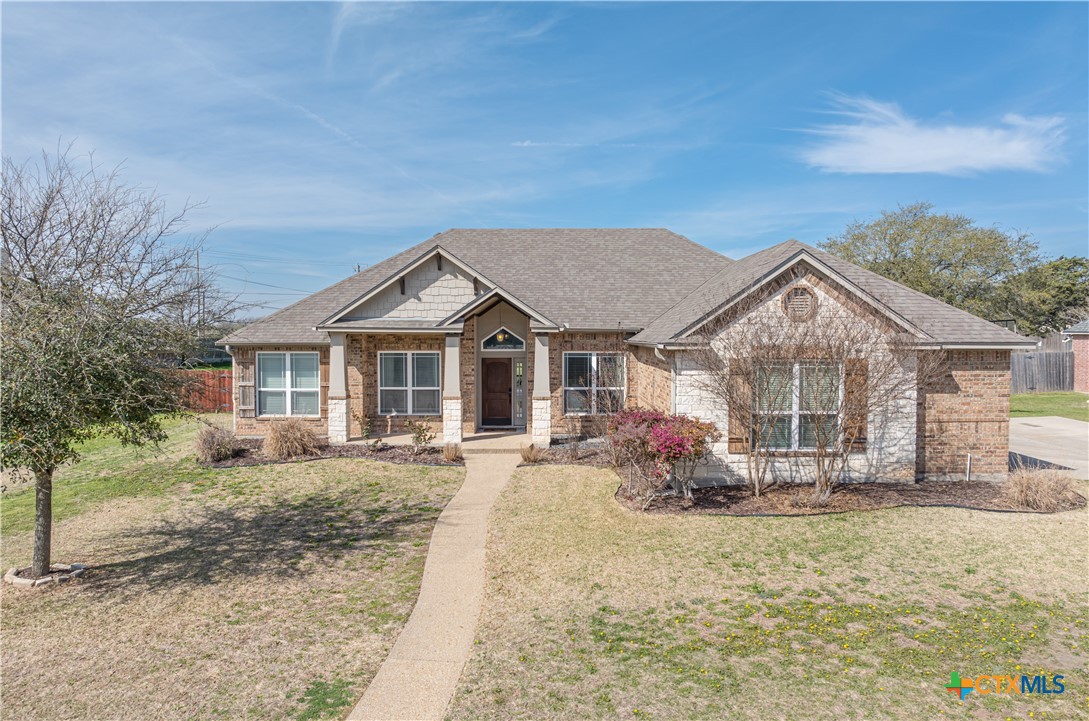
[618,479,1087,515]
[531,444,611,467]
[205,438,461,468]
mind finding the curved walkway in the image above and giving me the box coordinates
[348,453,520,721]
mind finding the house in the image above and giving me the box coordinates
[1063,319,1089,393]
[218,229,1033,482]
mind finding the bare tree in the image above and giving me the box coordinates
[1,146,238,577]
[690,276,944,502]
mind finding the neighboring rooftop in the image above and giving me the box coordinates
[1065,318,1089,335]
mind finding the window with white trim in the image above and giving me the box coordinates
[562,352,625,415]
[754,361,840,450]
[257,352,320,417]
[378,351,441,415]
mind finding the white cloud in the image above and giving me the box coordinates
[801,95,1065,175]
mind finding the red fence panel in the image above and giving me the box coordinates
[182,370,233,413]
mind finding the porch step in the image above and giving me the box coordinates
[461,448,522,455]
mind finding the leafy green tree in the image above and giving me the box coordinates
[821,202,1041,324]
[1,148,234,577]
[1001,257,1089,334]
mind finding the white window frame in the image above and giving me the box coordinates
[755,361,842,450]
[256,351,321,418]
[562,351,626,416]
[377,351,442,416]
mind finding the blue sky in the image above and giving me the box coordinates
[4,1,1087,313]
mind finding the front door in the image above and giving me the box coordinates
[482,358,512,426]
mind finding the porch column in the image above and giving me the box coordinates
[442,334,463,444]
[327,332,349,443]
[531,332,552,446]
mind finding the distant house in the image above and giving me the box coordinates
[1064,319,1089,393]
[219,229,1033,482]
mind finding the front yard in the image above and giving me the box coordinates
[0,417,464,721]
[450,466,1089,720]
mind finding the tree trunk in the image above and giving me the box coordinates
[32,468,54,578]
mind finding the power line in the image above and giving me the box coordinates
[204,249,354,267]
[219,275,315,293]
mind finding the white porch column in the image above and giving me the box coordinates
[531,332,552,446]
[442,334,463,444]
[327,333,349,443]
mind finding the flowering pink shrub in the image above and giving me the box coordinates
[609,409,721,501]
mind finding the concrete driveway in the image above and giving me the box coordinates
[1010,416,1089,480]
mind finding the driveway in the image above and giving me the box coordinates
[1010,416,1089,480]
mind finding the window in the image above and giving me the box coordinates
[378,351,441,415]
[563,352,625,415]
[754,361,840,450]
[482,327,525,351]
[257,352,320,416]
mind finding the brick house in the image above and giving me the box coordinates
[219,229,1033,482]
[1064,319,1089,393]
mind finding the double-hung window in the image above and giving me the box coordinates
[378,351,441,415]
[257,352,320,416]
[754,362,840,450]
[562,352,626,415]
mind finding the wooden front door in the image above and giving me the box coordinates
[481,358,512,426]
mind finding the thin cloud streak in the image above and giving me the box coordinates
[801,95,1066,175]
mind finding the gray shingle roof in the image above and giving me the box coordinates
[629,239,1034,347]
[1065,318,1089,335]
[220,228,732,345]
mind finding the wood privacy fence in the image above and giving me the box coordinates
[1011,351,1074,394]
[182,370,233,413]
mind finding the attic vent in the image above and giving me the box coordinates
[782,286,817,322]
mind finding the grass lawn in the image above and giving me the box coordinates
[1011,392,1089,423]
[450,466,1089,721]
[1,416,464,721]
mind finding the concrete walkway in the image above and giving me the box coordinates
[347,453,520,721]
[1010,416,1089,480]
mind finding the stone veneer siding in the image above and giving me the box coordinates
[232,345,330,436]
[1074,335,1089,393]
[917,350,1011,480]
[346,333,446,437]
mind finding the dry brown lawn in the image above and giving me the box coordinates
[449,466,1089,721]
[1,428,463,721]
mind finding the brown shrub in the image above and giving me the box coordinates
[520,444,544,464]
[195,424,238,463]
[1004,468,1080,512]
[443,443,464,463]
[263,419,322,460]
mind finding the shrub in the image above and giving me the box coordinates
[264,418,322,460]
[405,420,436,455]
[195,423,238,463]
[352,410,373,439]
[1004,467,1081,512]
[443,443,464,463]
[520,444,544,464]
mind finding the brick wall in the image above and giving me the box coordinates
[917,350,1011,479]
[630,345,672,412]
[1074,335,1089,393]
[346,333,446,436]
[232,345,330,436]
[460,317,477,436]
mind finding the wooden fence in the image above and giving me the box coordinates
[182,370,233,413]
[1011,351,1074,394]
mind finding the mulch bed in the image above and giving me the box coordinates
[203,438,462,469]
[617,480,1087,516]
[532,442,612,467]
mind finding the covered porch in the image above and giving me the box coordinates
[323,299,555,447]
